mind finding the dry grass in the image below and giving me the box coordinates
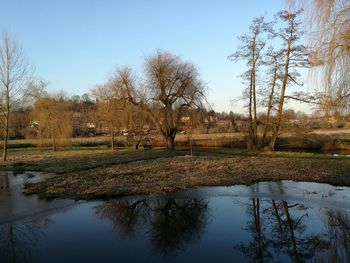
[0,147,189,174]
[4,128,350,151]
[310,128,350,135]
[23,150,350,200]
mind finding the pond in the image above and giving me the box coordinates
[1,171,350,262]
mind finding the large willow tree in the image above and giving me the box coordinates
[113,51,207,150]
[291,0,350,114]
[32,96,72,151]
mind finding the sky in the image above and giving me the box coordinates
[0,0,311,113]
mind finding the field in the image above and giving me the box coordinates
[4,128,350,152]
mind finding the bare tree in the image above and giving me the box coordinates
[92,81,126,150]
[269,10,308,151]
[0,33,33,161]
[228,17,270,149]
[260,48,282,147]
[114,51,206,150]
[124,104,151,149]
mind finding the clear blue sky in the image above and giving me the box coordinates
[1,0,304,113]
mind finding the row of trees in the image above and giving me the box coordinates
[7,93,336,147]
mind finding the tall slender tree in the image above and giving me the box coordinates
[228,17,270,149]
[260,48,282,147]
[269,10,308,151]
[0,33,33,161]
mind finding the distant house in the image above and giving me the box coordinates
[86,122,96,129]
[29,120,39,129]
[181,116,191,123]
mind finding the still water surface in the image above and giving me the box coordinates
[1,171,350,262]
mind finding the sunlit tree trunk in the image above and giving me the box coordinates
[261,56,278,147]
[269,33,292,151]
[3,102,9,161]
[248,74,253,150]
[251,45,258,147]
[110,123,115,150]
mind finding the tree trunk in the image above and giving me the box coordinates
[111,126,115,150]
[49,118,57,151]
[269,35,292,151]
[51,129,57,151]
[134,134,143,150]
[248,76,254,150]
[165,135,175,150]
[189,135,193,157]
[3,113,9,161]
[248,36,258,150]
[252,56,258,146]
[261,56,278,147]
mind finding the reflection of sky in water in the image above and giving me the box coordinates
[1,172,350,262]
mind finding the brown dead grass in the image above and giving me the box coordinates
[23,154,350,200]
[1,148,192,174]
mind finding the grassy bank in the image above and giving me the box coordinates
[16,147,350,200]
[0,147,190,174]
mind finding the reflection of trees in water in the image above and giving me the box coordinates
[321,209,350,262]
[1,171,48,262]
[95,193,350,262]
[235,198,272,262]
[0,172,10,189]
[149,198,208,257]
[0,218,49,263]
[95,199,150,238]
[275,201,328,262]
[235,199,329,262]
[95,198,208,257]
